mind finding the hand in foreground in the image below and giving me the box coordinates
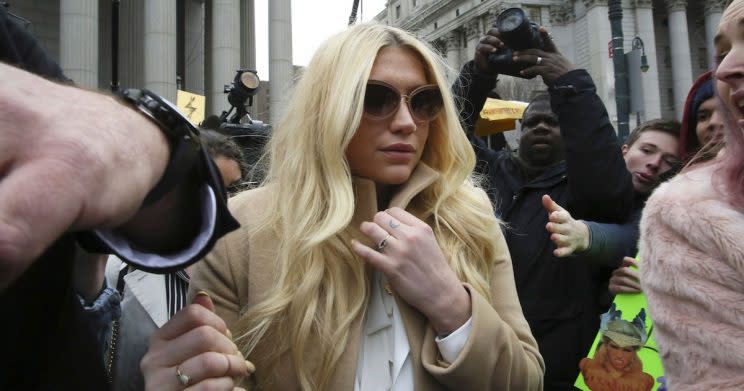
[542,195,589,257]
[0,63,169,291]
[141,292,254,391]
[351,207,471,335]
[608,257,642,295]
[512,27,575,85]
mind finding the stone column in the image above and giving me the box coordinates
[209,0,241,116]
[241,0,257,71]
[704,0,726,69]
[184,0,206,95]
[446,31,461,71]
[666,0,693,119]
[633,0,661,120]
[144,0,177,101]
[118,0,144,90]
[60,0,98,88]
[584,0,613,117]
[269,0,293,123]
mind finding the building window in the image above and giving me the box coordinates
[412,0,417,6]
[434,21,438,29]
[456,8,460,17]
[395,5,401,19]
[524,6,541,25]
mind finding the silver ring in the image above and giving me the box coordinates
[176,366,190,386]
[536,56,543,65]
[377,234,392,252]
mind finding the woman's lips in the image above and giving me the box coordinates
[380,143,415,162]
[381,150,415,162]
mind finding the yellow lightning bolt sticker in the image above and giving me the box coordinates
[176,90,206,125]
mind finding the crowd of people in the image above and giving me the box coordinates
[1,0,743,390]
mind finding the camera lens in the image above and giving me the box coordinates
[497,8,525,32]
[499,12,523,32]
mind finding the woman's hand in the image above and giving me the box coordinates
[542,195,590,257]
[351,207,471,335]
[140,292,255,391]
[608,257,642,295]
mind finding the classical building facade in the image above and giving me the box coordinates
[376,0,726,124]
[5,0,296,124]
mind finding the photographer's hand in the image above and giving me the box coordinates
[513,27,575,85]
[474,28,505,74]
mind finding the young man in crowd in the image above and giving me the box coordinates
[542,120,681,296]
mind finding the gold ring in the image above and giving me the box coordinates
[176,366,190,386]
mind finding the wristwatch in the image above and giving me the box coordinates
[116,88,202,206]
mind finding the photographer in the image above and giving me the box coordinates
[452,14,634,390]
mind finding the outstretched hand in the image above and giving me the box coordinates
[608,257,642,295]
[542,195,590,257]
[351,207,471,335]
[512,27,575,85]
[141,292,254,391]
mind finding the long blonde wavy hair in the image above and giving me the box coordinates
[235,23,502,390]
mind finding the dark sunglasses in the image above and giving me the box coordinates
[363,80,444,122]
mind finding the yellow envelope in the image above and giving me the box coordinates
[475,98,528,136]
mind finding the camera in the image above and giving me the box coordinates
[488,8,545,78]
[217,69,271,178]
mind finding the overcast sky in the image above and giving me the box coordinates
[253,0,387,80]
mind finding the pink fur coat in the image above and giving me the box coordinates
[639,163,744,390]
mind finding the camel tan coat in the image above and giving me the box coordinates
[189,164,544,390]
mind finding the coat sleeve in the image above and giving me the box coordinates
[451,61,505,174]
[574,207,642,268]
[420,198,545,390]
[549,69,634,223]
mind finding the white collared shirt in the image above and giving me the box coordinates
[355,271,472,391]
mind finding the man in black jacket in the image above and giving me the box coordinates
[453,26,634,390]
[0,6,238,390]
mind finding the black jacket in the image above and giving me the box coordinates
[454,62,634,390]
[0,6,238,390]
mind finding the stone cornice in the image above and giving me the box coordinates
[549,4,575,25]
[704,0,727,14]
[445,31,460,51]
[464,19,481,39]
[631,0,653,8]
[665,0,687,11]
[582,0,609,10]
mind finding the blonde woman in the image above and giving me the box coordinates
[181,23,543,390]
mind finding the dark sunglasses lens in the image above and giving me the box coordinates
[364,84,399,117]
[411,88,443,121]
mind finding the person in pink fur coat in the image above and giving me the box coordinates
[638,0,744,389]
